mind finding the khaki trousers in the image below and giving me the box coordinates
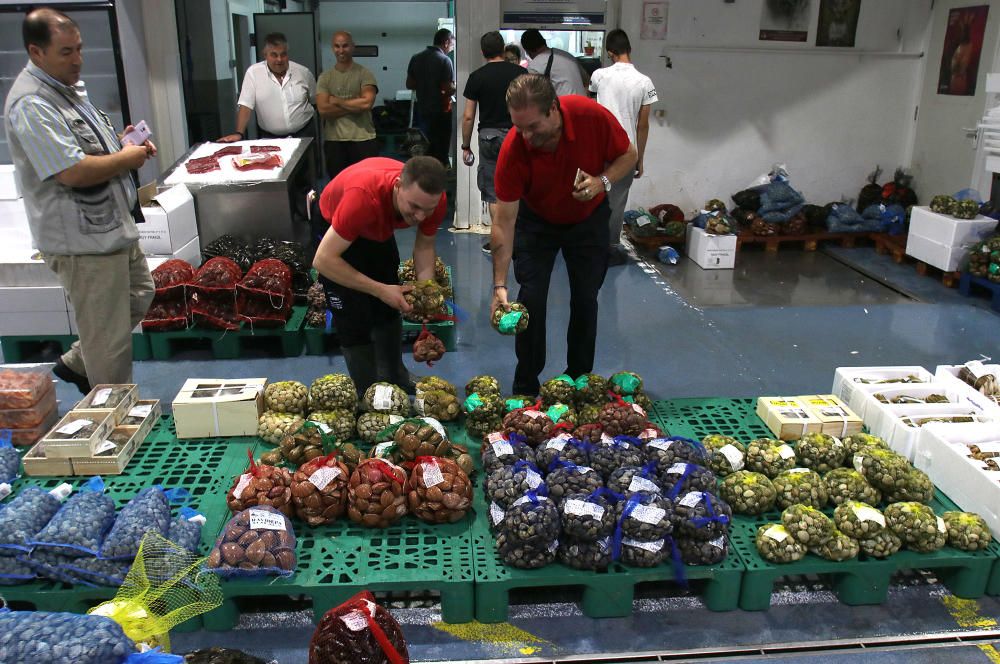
[44,241,154,385]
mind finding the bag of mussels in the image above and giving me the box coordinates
[484,459,547,509]
[481,431,534,473]
[496,490,560,569]
[309,590,409,664]
[589,433,643,479]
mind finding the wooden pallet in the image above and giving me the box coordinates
[872,232,907,263]
[914,261,962,288]
[736,230,874,252]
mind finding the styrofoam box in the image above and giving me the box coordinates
[685,225,736,270]
[934,364,1000,416]
[886,403,993,462]
[137,183,197,255]
[905,233,975,272]
[859,383,967,439]
[831,366,934,418]
[145,235,201,271]
[908,206,997,247]
[0,309,71,335]
[0,285,67,313]
[0,165,22,200]
[914,421,1000,539]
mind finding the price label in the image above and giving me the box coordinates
[788,467,811,474]
[524,410,546,420]
[341,611,368,632]
[249,508,286,531]
[640,428,659,440]
[646,438,673,451]
[388,415,404,425]
[487,432,507,445]
[600,433,615,446]
[91,388,112,407]
[623,537,663,553]
[937,516,946,533]
[719,444,744,470]
[630,403,646,416]
[421,417,446,438]
[778,445,796,460]
[853,454,865,473]
[524,468,543,489]
[56,419,93,436]
[565,499,605,520]
[422,461,445,488]
[576,465,594,474]
[308,466,342,491]
[546,438,568,452]
[373,442,394,458]
[679,491,703,508]
[94,440,117,456]
[490,502,505,525]
[764,525,788,542]
[311,421,332,435]
[0,484,10,501]
[373,385,394,411]
[631,504,666,525]
[128,404,153,419]
[853,504,885,527]
[628,475,660,494]
[491,441,514,457]
[232,473,252,499]
[555,432,573,444]
[667,462,690,476]
[413,398,425,415]
[709,536,726,550]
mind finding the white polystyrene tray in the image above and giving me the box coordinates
[934,364,1000,417]
[831,366,934,419]
[887,404,993,461]
[163,138,302,186]
[861,384,968,441]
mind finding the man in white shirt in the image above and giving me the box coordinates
[589,29,657,266]
[219,32,316,142]
[520,29,587,97]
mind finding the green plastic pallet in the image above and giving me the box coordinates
[651,397,773,442]
[1,333,151,363]
[730,490,999,611]
[145,306,306,360]
[303,324,338,355]
[989,558,1000,596]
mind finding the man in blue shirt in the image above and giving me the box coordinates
[406,29,456,167]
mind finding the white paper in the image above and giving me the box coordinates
[565,499,605,520]
[647,438,673,451]
[421,417,446,438]
[525,410,546,420]
[937,516,946,533]
[388,415,404,425]
[308,466,342,491]
[422,461,445,488]
[667,462,689,476]
[341,611,368,632]
[628,475,660,494]
[56,418,93,436]
[679,491,703,508]
[90,388,112,407]
[778,444,796,460]
[631,504,667,524]
[94,440,117,456]
[373,385,394,411]
[601,432,615,446]
[853,504,886,527]
[128,404,153,419]
[0,484,11,501]
[576,465,594,474]
[311,421,332,435]
[719,444,744,470]
[413,398,425,415]
[788,467,811,474]
[623,537,664,553]
[490,502,505,525]
[640,428,659,440]
[373,442,394,458]
[764,525,788,542]
[491,441,514,457]
[232,473,252,499]
[709,536,726,550]
[853,454,865,473]
[249,508,286,531]
[487,432,506,445]
[524,467,543,489]
[545,438,568,452]
[630,403,646,416]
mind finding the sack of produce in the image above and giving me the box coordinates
[702,435,745,476]
[413,389,460,421]
[501,490,560,547]
[413,327,445,365]
[618,536,673,568]
[265,380,309,414]
[464,391,503,440]
[31,481,115,557]
[833,500,885,539]
[309,590,410,664]
[236,258,293,327]
[393,418,450,461]
[882,467,934,504]
[465,375,500,397]
[0,484,71,555]
[674,491,731,540]
[309,373,358,411]
[185,649,270,664]
[678,534,729,566]
[363,382,410,416]
[406,456,472,524]
[0,368,52,410]
[590,433,643,480]
[859,529,902,558]
[559,488,622,541]
[258,410,306,445]
[609,371,643,397]
[251,237,312,296]
[558,536,613,570]
[755,523,806,563]
[794,433,846,473]
[885,502,945,551]
[142,259,195,331]
[0,556,34,585]
[545,459,603,502]
[491,302,529,335]
[824,468,881,506]
[502,404,554,447]
[660,462,717,498]
[292,452,350,526]
[402,279,446,322]
[572,422,605,445]
[306,281,327,327]
[615,491,674,541]
[745,438,797,477]
[841,432,889,457]
[645,436,709,468]
[208,505,296,577]
[482,431,534,474]
[538,374,575,407]
[534,433,590,470]
[188,256,243,330]
[852,447,911,494]
[772,468,829,509]
[305,410,356,447]
[810,529,859,561]
[484,460,546,509]
[607,461,662,496]
[495,530,558,569]
[719,470,777,515]
[573,373,609,406]
[357,412,404,444]
[168,507,206,553]
[943,511,992,551]
[226,453,294,517]
[202,233,253,272]
[25,548,130,587]
[781,504,835,546]
[0,434,20,484]
[348,459,408,528]
[598,395,648,438]
[99,486,171,560]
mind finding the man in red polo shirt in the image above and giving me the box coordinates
[314,156,448,394]
[491,74,637,396]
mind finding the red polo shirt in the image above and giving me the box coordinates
[494,95,630,224]
[319,157,447,241]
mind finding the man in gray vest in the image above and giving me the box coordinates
[4,8,155,392]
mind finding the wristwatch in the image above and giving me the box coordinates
[461,144,471,150]
[599,175,611,192]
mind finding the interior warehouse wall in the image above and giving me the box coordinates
[317,1,449,99]
[620,0,932,213]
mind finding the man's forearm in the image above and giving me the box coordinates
[461,116,474,148]
[636,126,649,167]
[602,143,639,183]
[234,105,252,135]
[412,236,436,282]
[315,254,386,299]
[335,96,374,113]
[57,152,136,189]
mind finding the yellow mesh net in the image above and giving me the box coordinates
[88,532,223,651]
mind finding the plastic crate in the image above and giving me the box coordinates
[652,398,773,442]
[146,306,306,360]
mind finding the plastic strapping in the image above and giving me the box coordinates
[163,488,191,506]
[612,493,646,561]
[667,464,696,500]
[587,486,625,504]
[640,459,660,480]
[690,492,730,530]
[0,431,11,448]
[667,535,687,587]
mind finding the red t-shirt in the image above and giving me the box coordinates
[494,95,630,224]
[319,157,447,241]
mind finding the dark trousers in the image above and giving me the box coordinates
[512,200,611,395]
[318,236,401,347]
[324,139,380,180]
[424,111,452,166]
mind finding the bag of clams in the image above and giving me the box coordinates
[308,590,409,664]
[559,488,622,541]
[496,490,560,569]
[482,431,534,474]
[348,458,409,528]
[207,504,297,577]
[484,459,547,509]
[535,432,590,470]
[226,451,294,518]
[406,456,473,524]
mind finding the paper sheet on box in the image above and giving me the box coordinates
[164,138,302,186]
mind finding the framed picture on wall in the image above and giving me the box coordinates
[816,0,861,47]
[759,0,812,42]
[938,5,990,96]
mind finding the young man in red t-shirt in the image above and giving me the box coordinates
[491,74,637,396]
[313,156,448,393]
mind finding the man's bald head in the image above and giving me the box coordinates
[22,7,78,52]
[332,30,354,45]
[331,30,356,66]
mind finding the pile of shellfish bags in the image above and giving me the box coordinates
[482,428,732,572]
[0,480,204,588]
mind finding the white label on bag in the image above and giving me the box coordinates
[422,461,445,488]
[373,385,394,410]
[576,465,594,474]
[853,505,886,527]
[788,467,811,474]
[667,463,689,476]
[679,491,703,508]
[631,403,646,416]
[0,484,10,501]
[524,468,543,489]
[628,475,660,494]
[640,428,659,440]
[373,442,394,458]
[937,516,946,533]
[233,473,252,499]
[764,525,788,542]
[491,441,514,457]
[719,444,744,470]
[249,508,286,531]
[636,215,651,227]
[487,432,506,445]
[94,440,117,456]
[388,415,403,425]
[128,404,153,419]
[631,504,666,524]
[421,417,446,438]
[490,502,505,525]
[853,454,865,473]
[565,499,604,520]
[312,422,331,435]
[525,410,546,420]
[778,445,796,460]
[413,398,425,415]
[709,536,726,550]
[91,388,112,406]
[601,432,615,446]
[546,438,568,452]
[647,439,673,451]
[309,466,342,491]
[623,538,664,553]
[341,611,368,632]
[57,419,93,435]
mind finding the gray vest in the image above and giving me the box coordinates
[4,66,139,255]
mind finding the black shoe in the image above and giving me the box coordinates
[482,241,492,256]
[608,245,629,266]
[53,358,91,395]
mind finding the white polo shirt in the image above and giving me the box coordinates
[237,60,316,135]
[589,62,657,146]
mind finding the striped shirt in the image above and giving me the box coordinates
[8,61,135,207]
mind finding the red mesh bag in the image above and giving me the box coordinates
[309,591,409,664]
[237,258,292,327]
[142,259,195,331]
[151,259,195,298]
[412,326,445,365]
[189,256,242,330]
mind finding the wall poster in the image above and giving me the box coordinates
[759,0,813,42]
[816,0,861,47]
[937,5,989,96]
[641,1,668,40]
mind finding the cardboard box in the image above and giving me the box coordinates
[173,378,265,439]
[41,411,114,458]
[137,183,198,255]
[908,206,997,247]
[22,442,73,476]
[794,394,863,438]
[73,384,138,426]
[755,396,823,440]
[0,285,67,313]
[905,233,975,272]
[0,165,22,200]
[686,225,736,270]
[831,366,934,416]
[71,425,143,475]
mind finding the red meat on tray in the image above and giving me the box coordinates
[185,156,220,174]
[251,145,281,153]
[232,152,283,171]
[212,145,243,158]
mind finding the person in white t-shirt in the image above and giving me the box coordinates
[589,29,658,266]
[219,32,316,142]
[521,29,588,97]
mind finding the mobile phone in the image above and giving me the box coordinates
[122,120,152,146]
[574,168,585,185]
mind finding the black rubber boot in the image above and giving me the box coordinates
[341,343,378,397]
[371,318,418,394]
[53,358,91,395]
